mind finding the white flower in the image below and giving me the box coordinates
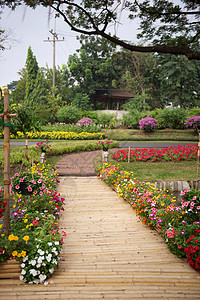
[47,242,52,246]
[23,256,28,262]
[52,247,57,252]
[30,269,38,276]
[46,254,52,262]
[42,262,46,266]
[19,276,24,281]
[28,281,33,284]
[54,241,59,245]
[52,259,57,265]
[39,274,47,282]
[44,281,48,286]
[36,264,41,268]
[37,256,44,264]
[38,249,45,255]
[49,268,54,274]
[21,263,25,268]
[30,259,37,266]
[21,269,26,275]
[33,280,40,284]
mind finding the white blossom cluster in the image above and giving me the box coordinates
[19,240,61,284]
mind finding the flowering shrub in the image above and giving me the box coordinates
[112,144,198,162]
[185,226,200,271]
[5,131,105,140]
[96,140,113,151]
[0,190,7,218]
[97,164,200,272]
[76,117,94,126]
[35,140,52,153]
[184,116,200,133]
[0,163,66,284]
[180,189,200,223]
[139,117,159,132]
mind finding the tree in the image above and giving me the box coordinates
[156,54,200,107]
[24,46,39,106]
[0,11,14,52]
[67,35,120,96]
[1,0,200,59]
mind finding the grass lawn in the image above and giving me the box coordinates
[103,128,198,141]
[94,150,200,182]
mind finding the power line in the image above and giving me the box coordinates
[44,18,64,91]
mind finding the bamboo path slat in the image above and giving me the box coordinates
[0,176,200,299]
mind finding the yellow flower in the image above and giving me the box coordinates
[24,219,28,223]
[8,234,18,241]
[1,234,5,237]
[0,224,3,229]
[23,236,29,242]
[17,253,22,258]
[21,251,26,258]
[12,251,18,257]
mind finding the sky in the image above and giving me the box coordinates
[0,4,138,87]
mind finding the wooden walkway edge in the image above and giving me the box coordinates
[0,176,200,299]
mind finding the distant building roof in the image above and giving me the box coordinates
[93,88,134,101]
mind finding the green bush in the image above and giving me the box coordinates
[97,113,115,128]
[81,111,99,124]
[122,111,141,129]
[157,108,187,129]
[56,105,81,124]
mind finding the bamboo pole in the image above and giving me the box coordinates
[0,90,16,235]
[128,146,131,163]
[3,90,11,235]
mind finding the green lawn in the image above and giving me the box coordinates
[103,128,198,141]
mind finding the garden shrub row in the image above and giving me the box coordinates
[0,163,66,284]
[6,131,106,140]
[97,165,200,272]
[112,144,198,162]
[0,140,119,168]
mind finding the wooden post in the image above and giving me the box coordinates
[0,90,16,235]
[128,146,131,163]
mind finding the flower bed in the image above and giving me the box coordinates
[112,144,198,162]
[2,131,105,140]
[97,164,200,272]
[0,163,66,284]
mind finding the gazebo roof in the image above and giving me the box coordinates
[93,88,134,101]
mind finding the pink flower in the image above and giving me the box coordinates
[190,202,195,209]
[180,191,185,196]
[37,179,42,183]
[193,196,196,200]
[39,191,43,196]
[27,186,32,192]
[15,185,20,189]
[33,220,38,226]
[33,190,38,195]
[19,179,24,182]
[30,180,36,184]
[197,206,200,210]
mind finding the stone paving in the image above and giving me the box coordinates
[55,150,103,176]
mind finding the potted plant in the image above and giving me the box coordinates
[11,169,46,196]
[35,140,52,154]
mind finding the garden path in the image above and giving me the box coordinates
[0,177,200,299]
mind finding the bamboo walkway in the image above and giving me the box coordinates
[0,177,200,299]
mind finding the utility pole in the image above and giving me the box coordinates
[44,18,64,93]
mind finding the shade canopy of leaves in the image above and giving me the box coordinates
[1,0,200,59]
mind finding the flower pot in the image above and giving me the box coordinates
[19,181,32,196]
[103,146,108,151]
